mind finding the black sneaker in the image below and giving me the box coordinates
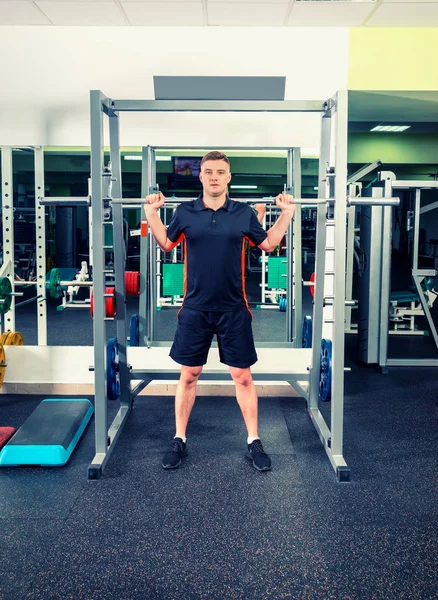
[162,438,188,470]
[247,439,272,471]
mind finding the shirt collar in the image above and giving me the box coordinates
[194,195,231,211]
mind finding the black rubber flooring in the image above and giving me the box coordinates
[0,329,437,599]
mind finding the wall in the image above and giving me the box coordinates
[0,27,349,148]
[348,28,438,91]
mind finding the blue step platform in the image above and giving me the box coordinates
[0,399,94,467]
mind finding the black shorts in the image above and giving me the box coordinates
[170,307,258,369]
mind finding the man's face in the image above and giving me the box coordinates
[199,159,231,197]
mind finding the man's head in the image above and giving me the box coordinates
[199,151,231,198]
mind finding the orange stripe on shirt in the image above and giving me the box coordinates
[176,235,186,318]
[168,232,184,250]
[241,238,253,317]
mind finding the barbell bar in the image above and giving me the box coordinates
[36,194,400,208]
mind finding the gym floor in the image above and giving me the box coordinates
[0,284,437,599]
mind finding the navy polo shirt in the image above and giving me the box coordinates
[166,195,268,311]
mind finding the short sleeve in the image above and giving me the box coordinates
[166,209,182,243]
[246,209,268,246]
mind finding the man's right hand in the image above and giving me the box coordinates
[145,191,166,213]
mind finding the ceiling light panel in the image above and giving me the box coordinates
[35,1,126,25]
[121,2,204,26]
[207,2,289,26]
[288,1,376,26]
[367,2,438,26]
[0,1,51,26]
[382,0,437,3]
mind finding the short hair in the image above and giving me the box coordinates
[200,151,230,169]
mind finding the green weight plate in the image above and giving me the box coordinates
[48,269,61,299]
[0,277,12,315]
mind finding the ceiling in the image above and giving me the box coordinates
[0,0,438,27]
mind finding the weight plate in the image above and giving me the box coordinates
[310,272,315,298]
[106,337,120,401]
[0,331,24,346]
[48,268,61,299]
[319,338,332,403]
[0,343,5,386]
[0,277,12,315]
[302,316,312,348]
[130,314,139,347]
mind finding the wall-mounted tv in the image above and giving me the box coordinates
[174,157,201,178]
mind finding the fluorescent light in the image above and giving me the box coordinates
[230,185,258,190]
[370,125,411,133]
[123,155,172,161]
[314,186,319,191]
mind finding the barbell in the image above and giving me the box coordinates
[13,269,140,301]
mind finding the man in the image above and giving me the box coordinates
[144,151,295,471]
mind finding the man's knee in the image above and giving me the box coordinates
[229,367,253,387]
[180,365,203,385]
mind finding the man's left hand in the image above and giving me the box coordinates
[275,193,295,214]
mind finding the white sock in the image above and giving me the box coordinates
[175,436,187,444]
[247,436,260,445]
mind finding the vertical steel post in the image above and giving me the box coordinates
[139,146,150,346]
[378,178,393,369]
[147,147,158,342]
[109,113,131,407]
[289,147,302,346]
[1,147,15,333]
[89,91,107,461]
[331,90,348,460]
[345,205,355,332]
[309,112,331,410]
[34,147,47,345]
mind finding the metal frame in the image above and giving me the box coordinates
[0,146,48,343]
[87,91,354,482]
[379,181,438,368]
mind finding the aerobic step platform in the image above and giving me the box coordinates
[0,399,94,467]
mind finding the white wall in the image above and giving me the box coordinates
[0,27,349,148]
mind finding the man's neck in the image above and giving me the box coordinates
[202,192,227,210]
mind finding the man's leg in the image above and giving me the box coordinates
[229,366,258,438]
[162,365,203,470]
[175,365,203,439]
[229,366,271,472]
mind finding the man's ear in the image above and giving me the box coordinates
[228,172,232,183]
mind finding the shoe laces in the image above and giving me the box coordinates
[172,438,184,453]
[250,439,265,455]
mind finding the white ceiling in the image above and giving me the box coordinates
[0,0,438,27]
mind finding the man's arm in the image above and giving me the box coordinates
[258,194,295,253]
[144,192,177,252]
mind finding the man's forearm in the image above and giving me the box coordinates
[144,209,168,251]
[266,210,294,250]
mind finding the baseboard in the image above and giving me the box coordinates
[0,383,302,397]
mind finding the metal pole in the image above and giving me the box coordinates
[34,147,48,345]
[309,116,331,411]
[1,147,15,333]
[139,146,150,346]
[148,147,158,342]
[89,90,108,471]
[331,90,348,464]
[109,111,131,409]
[378,178,393,370]
[345,205,355,332]
[290,147,302,346]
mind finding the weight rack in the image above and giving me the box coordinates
[86,90,399,481]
